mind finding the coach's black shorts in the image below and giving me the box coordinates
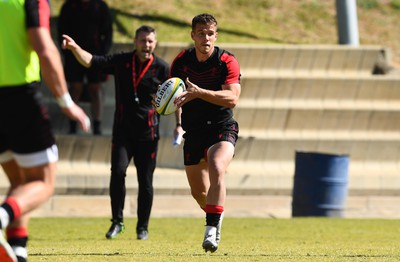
[183,119,239,166]
[64,53,107,83]
[0,83,55,154]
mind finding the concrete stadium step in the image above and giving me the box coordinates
[239,75,400,108]
[51,134,400,174]
[45,76,400,136]
[235,108,400,139]
[233,137,400,164]
[221,44,385,77]
[151,43,386,76]
[3,135,390,196]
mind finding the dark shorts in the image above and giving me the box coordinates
[183,119,239,165]
[64,53,107,83]
[0,83,55,154]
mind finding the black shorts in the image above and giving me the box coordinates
[64,52,107,83]
[0,83,55,154]
[183,119,239,165]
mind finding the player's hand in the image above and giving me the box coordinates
[174,77,197,107]
[61,34,77,50]
[61,104,91,132]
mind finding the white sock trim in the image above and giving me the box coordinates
[204,225,217,236]
[12,246,27,258]
[0,207,9,229]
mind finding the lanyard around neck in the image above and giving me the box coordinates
[132,53,154,103]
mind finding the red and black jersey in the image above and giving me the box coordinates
[91,52,170,141]
[170,47,241,133]
[25,0,50,30]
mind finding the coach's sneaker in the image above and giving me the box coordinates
[202,226,218,253]
[105,220,125,239]
[0,231,17,262]
[216,212,224,244]
[136,229,148,240]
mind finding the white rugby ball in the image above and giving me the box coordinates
[155,77,185,115]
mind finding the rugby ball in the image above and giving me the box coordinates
[155,77,185,115]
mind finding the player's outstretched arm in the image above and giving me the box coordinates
[27,27,90,132]
[61,34,93,68]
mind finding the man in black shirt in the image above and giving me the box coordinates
[62,25,177,240]
[58,0,113,135]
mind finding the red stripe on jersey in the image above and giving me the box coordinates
[169,49,187,78]
[220,52,241,85]
[38,0,50,30]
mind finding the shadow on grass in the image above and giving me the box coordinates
[112,8,275,41]
[51,8,282,43]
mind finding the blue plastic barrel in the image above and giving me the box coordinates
[292,151,350,217]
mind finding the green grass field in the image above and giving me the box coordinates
[26,1,400,260]
[28,217,400,261]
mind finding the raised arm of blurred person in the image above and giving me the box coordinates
[29,28,90,131]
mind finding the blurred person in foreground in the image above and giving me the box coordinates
[0,0,90,261]
[170,13,241,253]
[58,0,113,135]
[62,25,178,240]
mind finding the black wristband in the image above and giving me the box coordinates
[176,123,181,127]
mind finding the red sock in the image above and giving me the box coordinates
[5,197,22,221]
[7,226,28,240]
[205,205,224,214]
[7,226,28,261]
[205,205,224,227]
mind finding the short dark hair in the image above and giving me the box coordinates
[191,13,218,31]
[135,25,156,38]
